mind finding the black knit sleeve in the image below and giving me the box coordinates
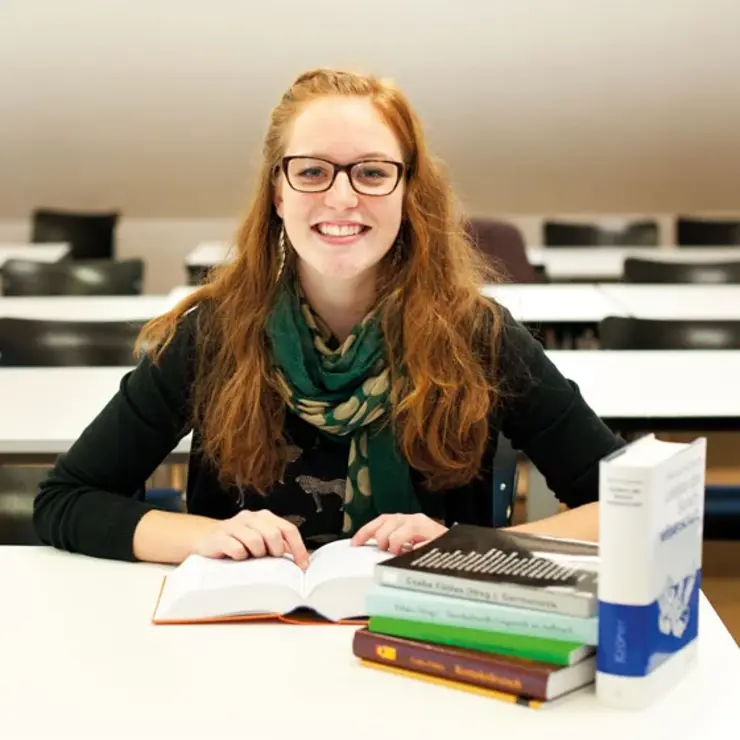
[494,306,625,508]
[33,308,199,561]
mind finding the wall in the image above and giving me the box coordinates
[1,0,740,221]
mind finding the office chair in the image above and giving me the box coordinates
[598,316,740,350]
[599,316,740,540]
[623,258,740,284]
[544,219,659,247]
[31,208,119,260]
[491,433,518,527]
[0,317,143,366]
[465,218,540,283]
[1,258,144,296]
[676,217,740,246]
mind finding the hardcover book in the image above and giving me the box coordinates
[374,524,599,617]
[151,539,392,624]
[596,433,706,709]
[353,628,596,702]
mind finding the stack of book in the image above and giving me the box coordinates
[352,524,600,708]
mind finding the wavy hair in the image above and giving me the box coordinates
[136,68,507,493]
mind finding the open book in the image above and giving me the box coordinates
[152,539,393,625]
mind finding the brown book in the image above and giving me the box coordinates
[352,627,595,701]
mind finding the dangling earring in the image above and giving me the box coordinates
[276,226,287,282]
[392,234,404,267]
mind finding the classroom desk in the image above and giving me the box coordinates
[0,367,190,462]
[5,351,740,521]
[598,284,740,321]
[483,283,624,324]
[166,283,624,326]
[1,546,738,740]
[0,295,171,322]
[184,241,234,266]
[0,243,70,269]
[525,246,740,282]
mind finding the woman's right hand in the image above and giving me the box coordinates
[193,510,310,570]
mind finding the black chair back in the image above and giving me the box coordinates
[186,264,210,286]
[0,318,142,366]
[599,316,740,350]
[31,208,119,260]
[544,220,659,247]
[1,258,144,296]
[623,258,740,284]
[676,217,740,246]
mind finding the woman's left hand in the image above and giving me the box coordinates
[351,513,448,554]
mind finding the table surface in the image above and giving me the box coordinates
[1,546,737,740]
[598,284,740,321]
[0,243,70,268]
[0,366,190,455]
[5,284,740,324]
[185,241,740,281]
[483,283,624,323]
[0,294,173,322]
[4,351,740,457]
[525,246,740,280]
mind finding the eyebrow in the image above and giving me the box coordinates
[294,151,399,162]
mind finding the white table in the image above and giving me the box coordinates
[4,351,740,459]
[0,367,190,459]
[0,295,172,322]
[598,284,740,321]
[185,241,234,267]
[526,246,740,281]
[483,284,624,323]
[1,546,737,740]
[0,243,70,269]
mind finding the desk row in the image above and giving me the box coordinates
[3,283,740,323]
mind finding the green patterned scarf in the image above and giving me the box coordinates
[265,282,421,535]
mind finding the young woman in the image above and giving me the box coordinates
[33,68,623,567]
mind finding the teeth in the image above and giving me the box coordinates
[317,223,364,237]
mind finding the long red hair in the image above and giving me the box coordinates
[136,68,506,493]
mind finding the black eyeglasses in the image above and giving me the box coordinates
[281,156,405,196]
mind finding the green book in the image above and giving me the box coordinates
[368,616,594,666]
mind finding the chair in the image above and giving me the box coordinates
[0,318,143,366]
[676,217,740,246]
[599,317,740,539]
[623,258,740,284]
[186,264,210,286]
[1,258,144,296]
[492,433,518,527]
[599,316,740,350]
[544,219,659,247]
[465,218,540,283]
[31,208,119,260]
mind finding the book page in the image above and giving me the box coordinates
[304,539,392,594]
[155,553,304,621]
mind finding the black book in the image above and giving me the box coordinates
[374,524,599,617]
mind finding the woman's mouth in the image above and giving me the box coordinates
[311,222,371,245]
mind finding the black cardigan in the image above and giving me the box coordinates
[33,303,624,561]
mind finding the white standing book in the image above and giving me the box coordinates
[596,433,706,709]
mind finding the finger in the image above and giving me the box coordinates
[274,518,310,570]
[248,521,285,559]
[387,523,426,555]
[229,524,267,558]
[374,517,404,551]
[350,515,388,546]
[218,533,249,561]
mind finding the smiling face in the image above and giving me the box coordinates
[274,96,405,283]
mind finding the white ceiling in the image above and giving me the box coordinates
[1,0,739,217]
